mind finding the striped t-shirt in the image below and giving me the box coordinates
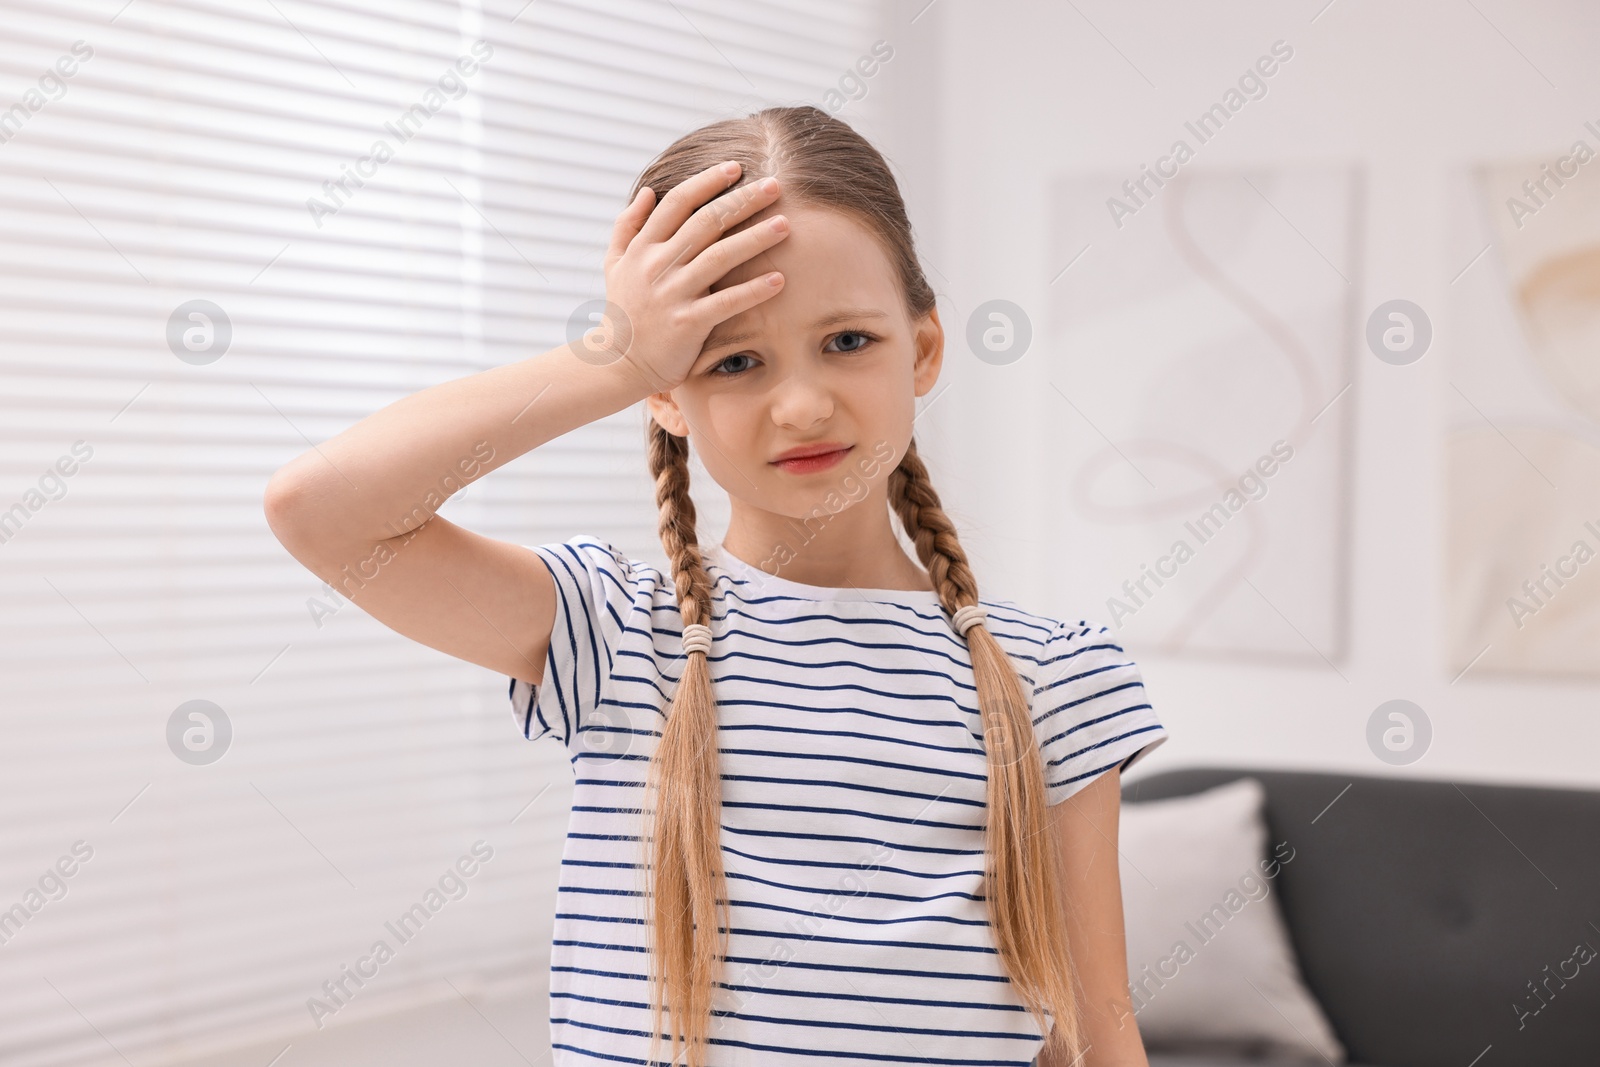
[507,534,1168,1067]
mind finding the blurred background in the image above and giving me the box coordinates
[4,0,1599,1064]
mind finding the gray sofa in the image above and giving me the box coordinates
[1123,766,1600,1067]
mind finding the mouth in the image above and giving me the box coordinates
[770,443,853,474]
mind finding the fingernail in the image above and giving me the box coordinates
[760,177,778,194]
[722,161,740,177]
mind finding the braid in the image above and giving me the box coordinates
[887,434,1085,1058]
[650,426,717,626]
[886,437,980,612]
[641,419,730,1067]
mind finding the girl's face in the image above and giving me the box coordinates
[646,202,944,526]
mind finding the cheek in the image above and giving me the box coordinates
[698,395,768,472]
[851,375,914,432]
[701,393,751,440]
[856,348,917,401]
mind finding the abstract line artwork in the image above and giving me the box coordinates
[1047,168,1359,665]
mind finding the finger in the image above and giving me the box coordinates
[659,177,780,279]
[606,185,654,266]
[677,213,789,297]
[689,270,784,332]
[633,160,742,251]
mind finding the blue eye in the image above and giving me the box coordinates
[711,353,757,376]
[830,331,877,353]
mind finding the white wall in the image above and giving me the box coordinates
[870,0,1600,791]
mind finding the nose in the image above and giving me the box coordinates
[768,359,835,431]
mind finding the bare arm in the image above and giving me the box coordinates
[263,160,789,686]
[263,345,653,686]
[1040,769,1151,1067]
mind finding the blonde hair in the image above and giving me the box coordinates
[630,105,1084,1067]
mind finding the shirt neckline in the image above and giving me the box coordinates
[703,541,944,607]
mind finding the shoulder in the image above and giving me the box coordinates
[526,535,683,638]
[1034,616,1129,662]
[531,533,671,591]
[1031,616,1141,695]
[979,606,1133,692]
[964,598,1072,680]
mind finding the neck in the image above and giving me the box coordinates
[721,503,932,592]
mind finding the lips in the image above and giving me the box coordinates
[772,441,851,463]
[771,443,852,474]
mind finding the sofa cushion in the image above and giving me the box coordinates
[1119,778,1346,1062]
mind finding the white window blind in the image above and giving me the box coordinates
[0,1,883,1064]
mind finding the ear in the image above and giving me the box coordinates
[912,304,944,398]
[645,389,690,437]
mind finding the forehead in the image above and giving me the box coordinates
[702,203,901,350]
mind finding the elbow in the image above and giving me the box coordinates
[263,466,341,584]
[263,462,318,546]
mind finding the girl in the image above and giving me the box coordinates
[265,105,1167,1067]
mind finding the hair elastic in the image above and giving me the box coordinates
[951,604,987,635]
[681,622,713,655]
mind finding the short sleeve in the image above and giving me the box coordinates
[1031,619,1168,805]
[506,534,651,755]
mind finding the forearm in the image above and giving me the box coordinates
[1066,926,1153,1066]
[1045,772,1151,1067]
[1036,992,1149,1067]
[265,340,653,542]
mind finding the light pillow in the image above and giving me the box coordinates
[1117,777,1346,1062]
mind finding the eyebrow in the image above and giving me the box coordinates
[701,307,891,354]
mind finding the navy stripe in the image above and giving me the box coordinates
[557,1007,1035,1041]
[567,825,985,853]
[715,843,984,879]
[557,897,995,930]
[552,1037,1032,1067]
[550,982,1032,1012]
